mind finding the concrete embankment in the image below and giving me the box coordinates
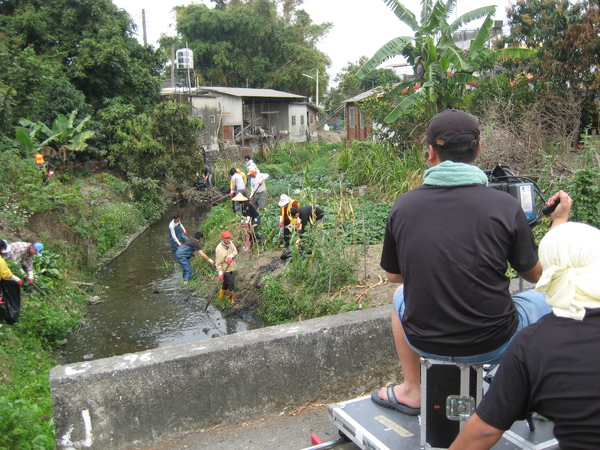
[50,306,397,449]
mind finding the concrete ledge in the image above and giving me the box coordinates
[50,306,397,449]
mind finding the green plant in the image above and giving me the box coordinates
[568,167,600,227]
[256,274,296,324]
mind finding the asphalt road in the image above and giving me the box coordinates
[137,402,358,450]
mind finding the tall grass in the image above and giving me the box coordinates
[337,141,426,201]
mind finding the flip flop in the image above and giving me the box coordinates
[371,383,421,416]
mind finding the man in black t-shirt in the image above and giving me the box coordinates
[450,222,600,449]
[372,109,571,416]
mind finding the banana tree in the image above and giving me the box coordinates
[357,0,537,122]
[19,110,95,161]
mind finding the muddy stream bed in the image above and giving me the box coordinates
[58,204,260,365]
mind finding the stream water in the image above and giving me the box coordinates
[58,204,259,365]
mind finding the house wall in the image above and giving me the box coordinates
[307,109,318,132]
[216,94,243,125]
[190,96,219,151]
[288,103,308,142]
[345,102,372,142]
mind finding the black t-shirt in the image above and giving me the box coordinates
[241,202,259,219]
[476,309,600,449]
[298,206,324,231]
[380,184,538,356]
[183,238,201,252]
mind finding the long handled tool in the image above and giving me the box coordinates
[203,260,231,311]
[32,282,71,316]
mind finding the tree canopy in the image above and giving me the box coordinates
[163,0,331,99]
[0,0,163,127]
[357,0,537,121]
[501,0,600,131]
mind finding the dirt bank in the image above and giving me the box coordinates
[231,243,397,309]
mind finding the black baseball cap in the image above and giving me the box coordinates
[422,109,480,148]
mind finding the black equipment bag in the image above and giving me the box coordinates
[0,279,21,324]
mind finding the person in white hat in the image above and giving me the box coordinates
[247,168,269,212]
[451,222,600,449]
[278,194,299,247]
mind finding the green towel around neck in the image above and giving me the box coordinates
[423,161,488,187]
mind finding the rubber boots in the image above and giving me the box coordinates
[218,289,227,299]
[229,290,235,304]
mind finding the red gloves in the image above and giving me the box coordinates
[279,222,283,227]
[226,257,233,264]
[16,279,23,285]
[28,278,34,284]
[183,231,187,236]
[228,193,234,197]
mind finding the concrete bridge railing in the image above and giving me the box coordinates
[50,306,397,449]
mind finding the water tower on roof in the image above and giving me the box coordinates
[176,47,194,70]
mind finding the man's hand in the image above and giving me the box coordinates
[28,278,34,284]
[547,190,572,229]
[226,257,233,264]
[208,259,215,265]
[279,222,283,227]
[183,231,187,236]
[218,270,224,281]
[228,193,234,197]
[16,279,23,285]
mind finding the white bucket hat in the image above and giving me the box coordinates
[278,194,290,207]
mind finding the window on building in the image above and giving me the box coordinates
[360,112,365,128]
[349,107,355,128]
[309,114,314,125]
[300,115,305,125]
[292,115,296,126]
[211,115,216,123]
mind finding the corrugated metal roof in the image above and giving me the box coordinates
[161,85,306,100]
[342,87,381,103]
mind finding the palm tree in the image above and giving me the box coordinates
[357,0,537,121]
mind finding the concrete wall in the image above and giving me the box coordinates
[50,306,396,449]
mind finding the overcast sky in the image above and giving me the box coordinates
[113,0,511,82]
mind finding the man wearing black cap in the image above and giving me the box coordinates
[372,109,572,416]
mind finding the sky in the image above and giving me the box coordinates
[113,0,511,83]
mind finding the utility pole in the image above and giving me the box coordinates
[142,9,147,46]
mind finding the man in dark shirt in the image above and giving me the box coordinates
[450,222,600,449]
[372,109,571,415]
[289,206,324,234]
[175,231,214,285]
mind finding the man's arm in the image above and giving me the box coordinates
[519,261,542,283]
[546,190,571,230]
[449,413,504,450]
[385,271,404,284]
[519,190,572,283]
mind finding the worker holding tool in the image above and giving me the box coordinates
[232,193,260,250]
[168,213,187,254]
[247,168,269,212]
[215,231,238,304]
[175,231,214,285]
[278,194,299,248]
[229,168,247,213]
[1,240,43,284]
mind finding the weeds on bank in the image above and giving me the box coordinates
[0,250,89,449]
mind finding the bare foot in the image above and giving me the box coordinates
[377,382,420,408]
